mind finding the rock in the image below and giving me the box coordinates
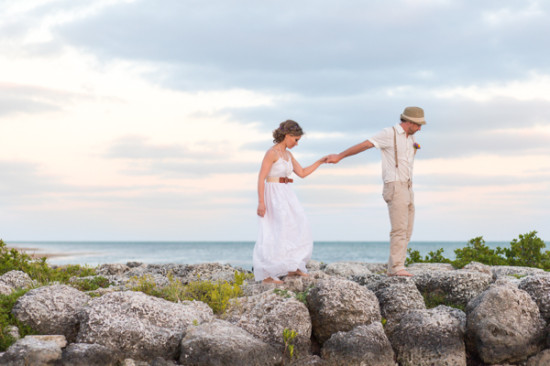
[526,349,550,366]
[225,288,312,354]
[0,270,33,295]
[492,266,546,280]
[462,261,492,275]
[289,355,327,365]
[3,325,20,342]
[408,262,455,272]
[76,291,214,361]
[323,261,372,278]
[12,284,90,342]
[466,283,546,364]
[390,306,466,366]
[96,263,130,276]
[413,269,492,307]
[370,276,425,334]
[179,319,282,365]
[306,260,325,272]
[62,343,122,366]
[321,323,396,366]
[519,275,550,322]
[306,277,381,344]
[0,335,65,366]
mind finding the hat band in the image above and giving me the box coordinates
[401,114,426,125]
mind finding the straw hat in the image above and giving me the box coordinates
[400,106,426,125]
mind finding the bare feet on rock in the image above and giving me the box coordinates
[388,269,413,277]
[287,269,308,277]
[262,277,284,284]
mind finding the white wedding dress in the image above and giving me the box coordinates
[253,155,313,281]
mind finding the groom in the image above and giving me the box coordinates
[326,106,426,277]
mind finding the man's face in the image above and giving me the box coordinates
[405,121,422,135]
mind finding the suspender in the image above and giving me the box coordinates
[392,127,398,168]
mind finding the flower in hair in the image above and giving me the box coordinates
[413,143,421,150]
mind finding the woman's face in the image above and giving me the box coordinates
[284,134,301,149]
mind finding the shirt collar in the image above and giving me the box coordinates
[395,123,405,134]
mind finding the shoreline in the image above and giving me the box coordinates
[5,246,84,260]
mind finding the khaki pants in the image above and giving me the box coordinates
[383,181,415,274]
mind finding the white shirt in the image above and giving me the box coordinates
[369,124,417,183]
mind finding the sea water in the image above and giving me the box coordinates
[6,240,510,270]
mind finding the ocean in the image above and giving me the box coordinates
[5,240,511,270]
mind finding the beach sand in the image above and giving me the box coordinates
[5,246,70,259]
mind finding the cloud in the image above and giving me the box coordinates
[50,0,549,96]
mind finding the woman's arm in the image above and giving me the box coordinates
[257,149,277,217]
[290,153,327,179]
[326,139,374,163]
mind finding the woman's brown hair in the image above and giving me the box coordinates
[272,120,304,143]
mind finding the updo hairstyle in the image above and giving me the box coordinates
[272,120,304,143]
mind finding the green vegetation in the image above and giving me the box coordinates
[129,271,252,315]
[0,239,110,351]
[406,231,550,270]
[0,288,36,351]
[282,328,298,362]
[421,290,465,312]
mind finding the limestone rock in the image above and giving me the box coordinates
[492,266,546,280]
[390,306,466,366]
[12,284,90,342]
[62,343,122,366]
[225,289,312,354]
[519,275,550,322]
[179,319,282,365]
[370,276,425,334]
[407,262,455,272]
[323,261,372,278]
[413,269,492,307]
[76,291,214,361]
[0,335,65,366]
[0,270,33,295]
[306,277,381,344]
[526,349,550,366]
[462,261,492,275]
[466,283,546,364]
[321,323,396,366]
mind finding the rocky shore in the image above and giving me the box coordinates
[1,260,550,365]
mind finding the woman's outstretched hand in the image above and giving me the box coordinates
[326,154,341,164]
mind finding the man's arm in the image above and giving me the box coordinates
[326,140,375,163]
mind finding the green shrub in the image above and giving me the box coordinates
[129,271,247,314]
[502,231,550,270]
[0,289,36,351]
[421,290,465,312]
[406,232,549,270]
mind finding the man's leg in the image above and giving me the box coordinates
[384,182,412,275]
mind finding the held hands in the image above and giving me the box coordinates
[325,154,341,164]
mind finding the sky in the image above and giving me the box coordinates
[1,0,549,243]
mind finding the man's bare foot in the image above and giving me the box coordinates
[287,269,308,277]
[262,277,284,284]
[388,269,413,277]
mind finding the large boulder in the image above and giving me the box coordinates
[179,319,282,365]
[0,335,66,366]
[519,275,550,322]
[466,283,546,364]
[76,291,214,361]
[390,306,466,366]
[62,343,122,366]
[0,270,33,295]
[12,284,90,342]
[413,269,492,307]
[370,276,425,329]
[306,277,381,344]
[321,323,396,366]
[225,289,312,354]
[492,266,546,280]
